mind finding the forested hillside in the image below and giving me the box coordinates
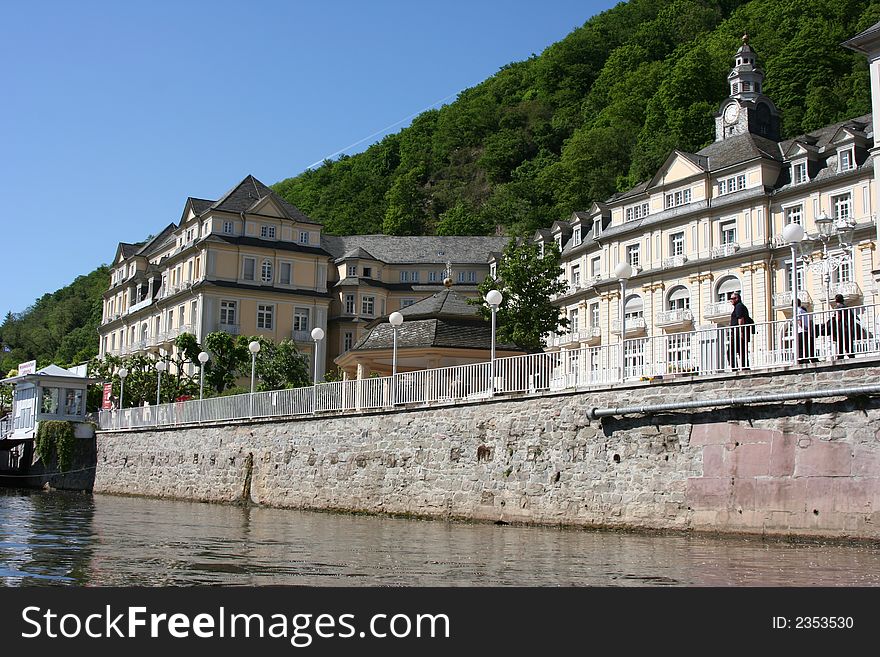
[0,267,109,374]
[274,0,879,237]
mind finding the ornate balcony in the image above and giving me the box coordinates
[217,323,240,335]
[578,326,602,345]
[291,329,311,342]
[773,291,812,317]
[661,255,688,269]
[611,317,647,336]
[704,301,732,322]
[711,243,740,259]
[830,281,862,304]
[655,308,694,331]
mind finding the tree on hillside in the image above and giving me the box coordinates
[471,239,569,352]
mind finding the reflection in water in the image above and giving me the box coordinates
[1,489,879,586]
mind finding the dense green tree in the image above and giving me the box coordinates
[202,332,249,394]
[472,239,569,352]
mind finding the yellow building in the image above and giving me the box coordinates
[98,175,508,380]
[545,37,878,362]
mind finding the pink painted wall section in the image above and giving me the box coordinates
[687,424,880,537]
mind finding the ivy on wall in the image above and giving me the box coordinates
[35,420,75,472]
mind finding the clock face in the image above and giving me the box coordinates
[724,103,739,124]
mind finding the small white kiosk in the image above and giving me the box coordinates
[1,362,100,442]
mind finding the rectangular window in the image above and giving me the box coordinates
[41,387,60,415]
[400,298,415,308]
[784,205,803,225]
[260,225,276,239]
[190,300,198,326]
[243,257,256,281]
[626,244,640,268]
[167,310,174,331]
[832,193,852,222]
[590,256,600,279]
[467,271,476,283]
[670,232,685,256]
[64,389,84,416]
[400,271,409,282]
[569,308,579,333]
[344,294,355,314]
[178,304,185,327]
[589,302,600,328]
[343,331,354,352]
[718,175,746,195]
[839,149,853,171]
[835,258,853,283]
[361,296,375,316]
[793,162,808,185]
[665,189,692,209]
[457,271,465,283]
[362,267,372,278]
[300,231,310,244]
[624,202,650,222]
[571,265,581,288]
[347,265,357,277]
[280,262,292,285]
[257,304,274,330]
[720,220,737,245]
[293,307,310,332]
[784,261,805,293]
[428,271,438,283]
[220,300,237,326]
[573,227,581,245]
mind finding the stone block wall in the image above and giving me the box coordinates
[94,361,880,539]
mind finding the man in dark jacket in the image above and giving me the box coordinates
[728,292,751,370]
[827,293,856,358]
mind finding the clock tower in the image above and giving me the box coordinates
[714,35,781,142]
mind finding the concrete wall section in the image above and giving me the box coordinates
[95,363,880,539]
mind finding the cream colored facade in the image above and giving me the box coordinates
[545,39,879,352]
[98,176,507,380]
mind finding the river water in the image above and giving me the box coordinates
[2,489,879,586]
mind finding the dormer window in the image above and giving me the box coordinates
[792,161,808,185]
[573,227,581,245]
[260,225,276,239]
[718,174,746,195]
[592,220,602,239]
[624,202,649,222]
[538,241,545,257]
[223,221,234,234]
[664,188,691,209]
[555,236,563,252]
[839,148,854,172]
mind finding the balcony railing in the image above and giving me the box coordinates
[711,243,740,259]
[661,255,687,269]
[655,308,694,329]
[217,323,240,335]
[704,301,732,321]
[831,281,862,301]
[291,329,311,342]
[773,290,812,307]
[100,303,880,432]
[611,317,647,336]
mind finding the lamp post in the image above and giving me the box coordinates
[155,360,166,407]
[614,262,633,380]
[117,367,128,429]
[485,289,503,394]
[198,351,209,423]
[248,340,260,418]
[310,327,324,413]
[783,222,805,365]
[389,312,404,377]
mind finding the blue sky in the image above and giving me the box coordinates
[0,0,616,316]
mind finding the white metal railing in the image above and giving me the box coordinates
[661,255,687,269]
[655,308,694,327]
[773,290,812,306]
[99,304,880,432]
[711,243,740,258]
[704,301,731,319]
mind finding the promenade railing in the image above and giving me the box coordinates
[99,303,880,431]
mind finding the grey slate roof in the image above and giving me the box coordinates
[321,235,509,264]
[189,198,214,215]
[209,175,320,225]
[351,319,518,352]
[397,288,479,319]
[120,243,141,259]
[695,132,781,170]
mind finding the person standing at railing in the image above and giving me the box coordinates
[727,293,751,370]
[825,294,856,359]
[796,299,817,363]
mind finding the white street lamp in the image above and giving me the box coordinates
[389,312,404,377]
[783,221,805,365]
[198,351,210,423]
[310,327,325,384]
[155,360,166,407]
[485,289,503,394]
[117,367,128,430]
[614,262,633,380]
[248,340,260,417]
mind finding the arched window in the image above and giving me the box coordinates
[667,285,690,311]
[261,259,273,283]
[715,276,741,302]
[624,294,643,320]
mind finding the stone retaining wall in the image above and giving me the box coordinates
[94,361,880,539]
